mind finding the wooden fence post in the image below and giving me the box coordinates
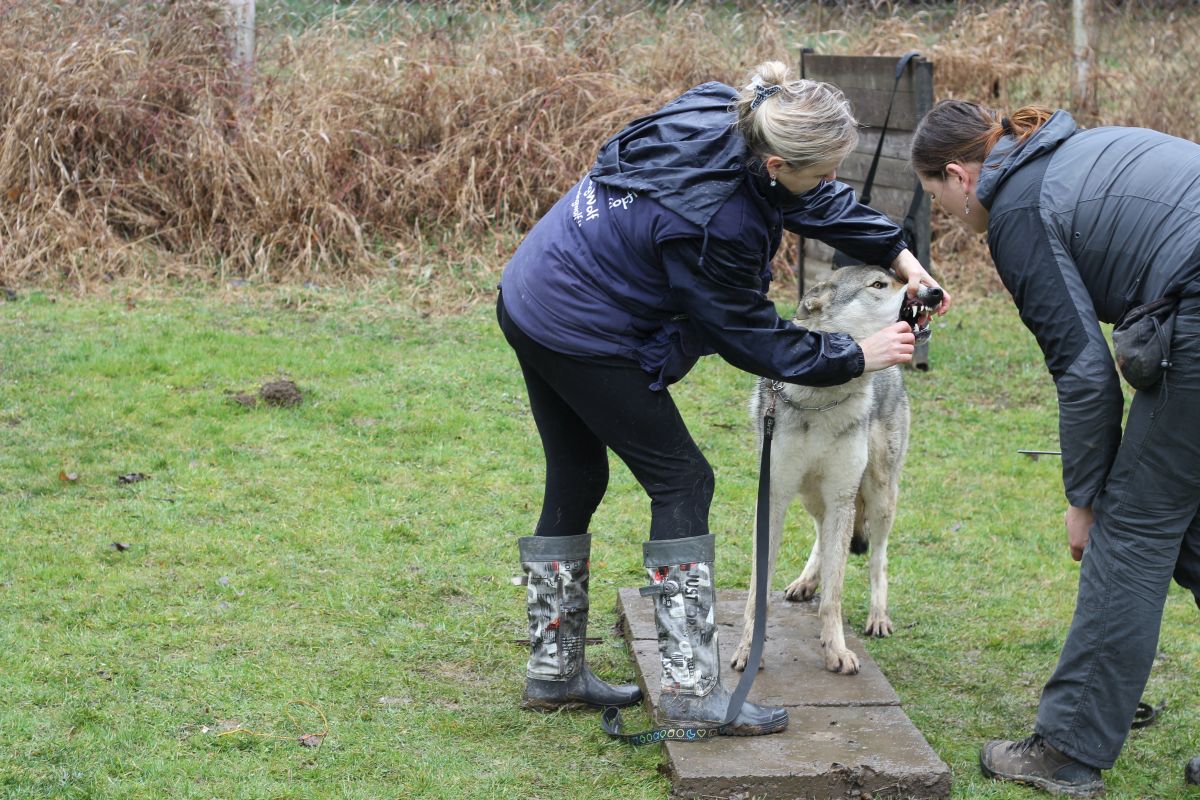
[1072,0,1097,115]
[226,0,256,106]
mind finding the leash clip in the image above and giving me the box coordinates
[766,380,782,417]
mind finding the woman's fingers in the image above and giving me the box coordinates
[860,321,916,372]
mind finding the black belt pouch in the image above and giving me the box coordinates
[1112,295,1180,390]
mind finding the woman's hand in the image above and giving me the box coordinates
[858,321,916,372]
[892,249,952,314]
[1065,505,1094,562]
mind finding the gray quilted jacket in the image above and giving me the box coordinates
[977,110,1200,506]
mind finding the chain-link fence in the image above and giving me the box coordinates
[1,1,1196,300]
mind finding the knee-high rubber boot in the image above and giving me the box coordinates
[642,534,788,736]
[518,533,642,710]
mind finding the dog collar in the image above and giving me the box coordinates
[768,380,850,412]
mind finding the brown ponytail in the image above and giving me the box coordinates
[1007,105,1056,143]
[910,99,1054,179]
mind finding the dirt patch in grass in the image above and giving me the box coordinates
[226,379,303,409]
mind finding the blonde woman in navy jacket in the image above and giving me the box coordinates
[502,61,949,735]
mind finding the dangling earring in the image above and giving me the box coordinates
[769,173,777,187]
[964,195,971,217]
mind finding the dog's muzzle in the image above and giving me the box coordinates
[900,286,942,344]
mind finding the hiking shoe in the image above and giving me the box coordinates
[980,734,1105,797]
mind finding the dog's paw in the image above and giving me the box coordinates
[730,643,750,672]
[823,646,860,675]
[783,577,818,603]
[864,612,893,638]
[729,642,763,672]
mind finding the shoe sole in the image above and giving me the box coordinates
[718,717,789,737]
[658,715,788,737]
[980,754,1105,798]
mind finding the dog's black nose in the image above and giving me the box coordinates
[919,286,944,307]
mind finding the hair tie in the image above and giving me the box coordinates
[1001,116,1014,136]
[751,83,782,110]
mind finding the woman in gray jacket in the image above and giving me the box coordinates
[911,100,1200,797]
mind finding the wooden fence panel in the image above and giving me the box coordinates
[798,53,934,289]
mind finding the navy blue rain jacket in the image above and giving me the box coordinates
[499,82,907,390]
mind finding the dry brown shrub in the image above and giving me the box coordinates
[0,0,1197,310]
[0,0,829,304]
[926,1,1061,105]
[1092,4,1199,138]
[0,2,231,286]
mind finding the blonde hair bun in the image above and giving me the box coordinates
[750,60,790,89]
[735,61,858,169]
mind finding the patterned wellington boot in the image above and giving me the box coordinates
[641,534,787,736]
[518,533,642,710]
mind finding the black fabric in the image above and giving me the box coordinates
[780,179,908,267]
[588,79,907,265]
[501,80,902,393]
[498,293,713,541]
[980,113,1200,507]
[1111,295,1180,390]
[660,237,864,387]
[988,199,1089,382]
[590,82,748,229]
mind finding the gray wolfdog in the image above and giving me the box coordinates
[730,265,940,675]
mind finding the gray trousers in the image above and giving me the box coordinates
[1037,298,1200,770]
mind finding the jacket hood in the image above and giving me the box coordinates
[589,82,748,228]
[976,109,1078,210]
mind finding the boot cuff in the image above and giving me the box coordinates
[518,533,591,561]
[643,534,715,568]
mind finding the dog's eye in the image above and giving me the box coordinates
[870,281,887,289]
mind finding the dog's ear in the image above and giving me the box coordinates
[796,284,832,319]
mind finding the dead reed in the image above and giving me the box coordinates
[0,1,1196,307]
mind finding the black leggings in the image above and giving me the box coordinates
[497,294,713,541]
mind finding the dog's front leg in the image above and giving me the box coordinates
[818,501,860,674]
[860,459,900,637]
[862,503,895,638]
[784,536,820,602]
[863,540,892,637]
[785,490,826,602]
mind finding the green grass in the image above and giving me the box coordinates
[1,287,1198,799]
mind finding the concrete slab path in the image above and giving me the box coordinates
[617,587,951,799]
